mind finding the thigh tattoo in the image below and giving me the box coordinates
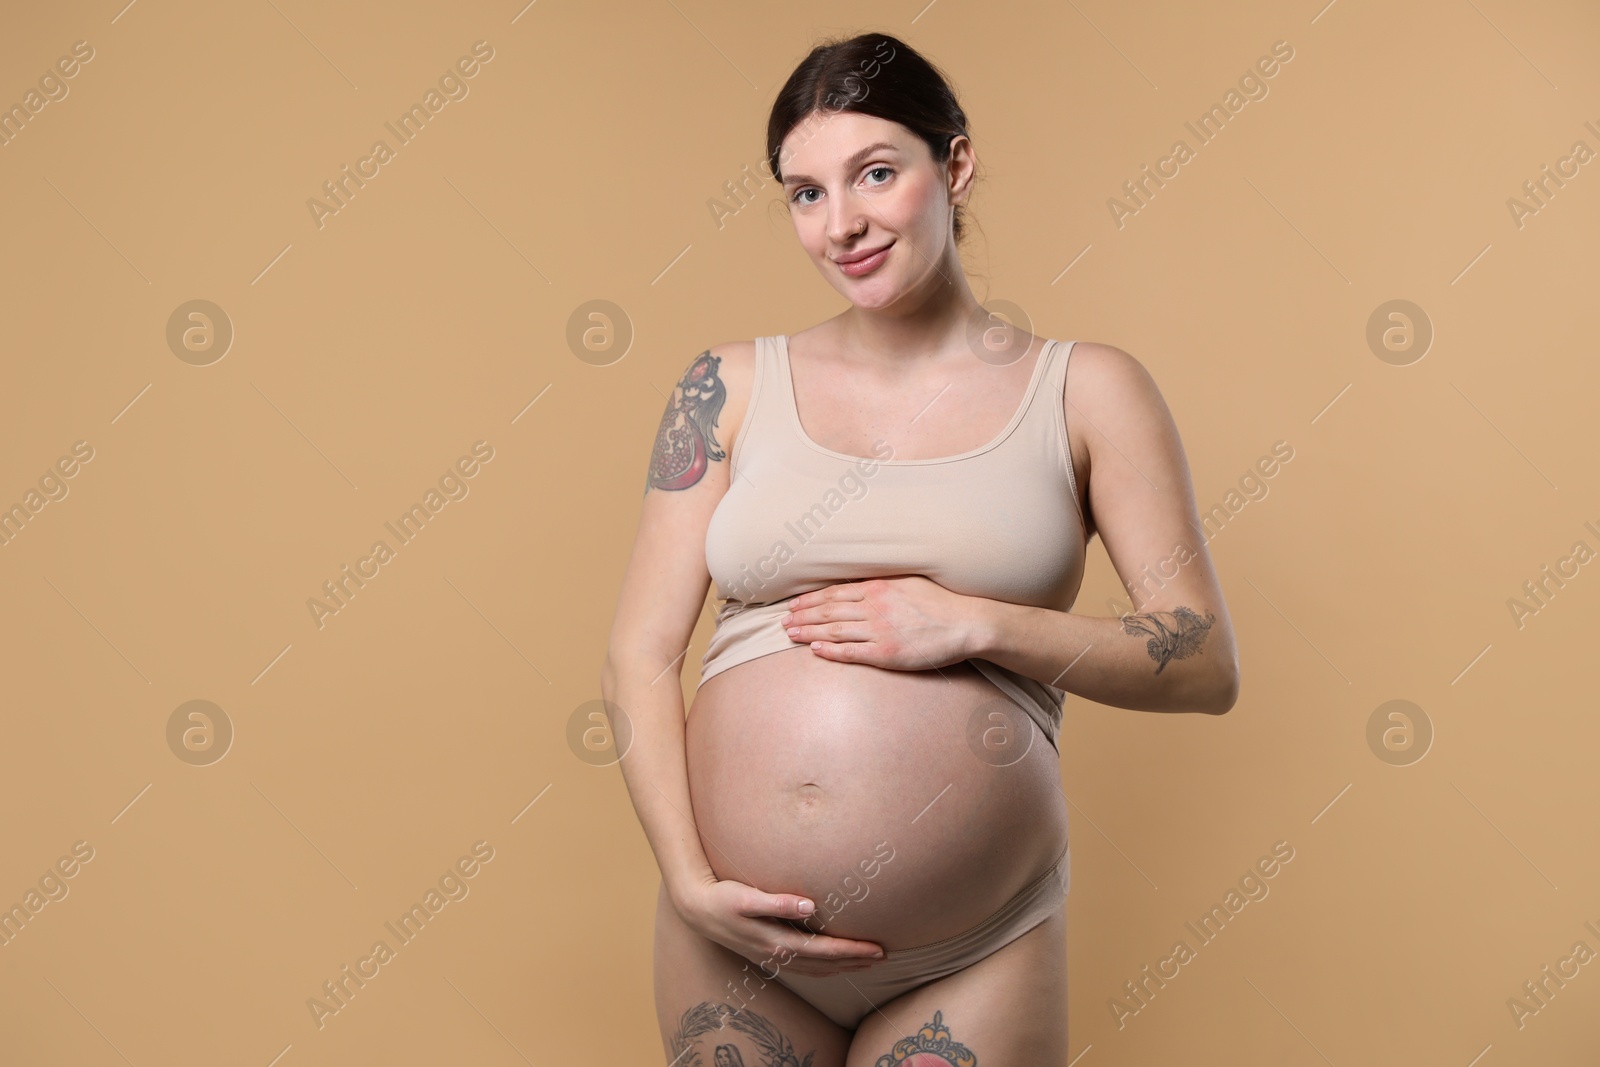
[872,1009,977,1066]
[670,1001,818,1067]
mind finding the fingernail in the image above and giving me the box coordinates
[798,900,814,914]
[872,949,885,958]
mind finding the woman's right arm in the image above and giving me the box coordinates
[600,342,885,975]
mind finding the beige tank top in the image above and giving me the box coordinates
[700,333,1087,750]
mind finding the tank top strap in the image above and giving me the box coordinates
[728,336,779,480]
[1011,337,1066,431]
[1007,338,1080,495]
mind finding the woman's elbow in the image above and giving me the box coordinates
[1201,659,1240,715]
[1169,657,1238,715]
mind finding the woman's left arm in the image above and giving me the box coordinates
[970,341,1240,714]
[779,343,1239,715]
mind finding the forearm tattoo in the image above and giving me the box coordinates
[670,1001,816,1067]
[1121,605,1215,675]
[646,351,727,493]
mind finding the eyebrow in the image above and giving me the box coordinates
[781,141,902,186]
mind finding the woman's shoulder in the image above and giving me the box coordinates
[1060,340,1162,402]
[1060,337,1134,364]
[666,337,758,392]
[692,338,761,459]
[651,339,759,440]
[1056,339,1168,499]
[703,337,759,395]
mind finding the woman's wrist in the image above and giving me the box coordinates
[963,595,1014,660]
[664,861,717,911]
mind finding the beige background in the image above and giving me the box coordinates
[1,0,1597,1063]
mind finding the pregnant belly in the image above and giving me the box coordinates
[686,644,1069,949]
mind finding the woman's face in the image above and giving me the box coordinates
[778,111,972,311]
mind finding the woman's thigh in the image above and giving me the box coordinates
[845,909,1068,1067]
[653,881,854,1066]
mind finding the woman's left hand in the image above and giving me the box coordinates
[778,575,983,670]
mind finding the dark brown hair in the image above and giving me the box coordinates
[766,33,976,245]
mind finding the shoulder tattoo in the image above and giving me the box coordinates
[646,351,727,493]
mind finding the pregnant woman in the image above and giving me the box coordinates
[601,32,1239,1066]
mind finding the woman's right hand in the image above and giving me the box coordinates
[673,875,887,978]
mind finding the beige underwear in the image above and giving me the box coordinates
[771,841,1070,1029]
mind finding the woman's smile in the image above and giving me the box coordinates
[833,240,894,277]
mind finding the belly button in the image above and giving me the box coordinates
[796,783,824,810]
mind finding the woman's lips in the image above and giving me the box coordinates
[836,242,893,276]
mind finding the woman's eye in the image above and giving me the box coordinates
[790,167,892,205]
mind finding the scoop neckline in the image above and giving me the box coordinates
[775,332,1056,466]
